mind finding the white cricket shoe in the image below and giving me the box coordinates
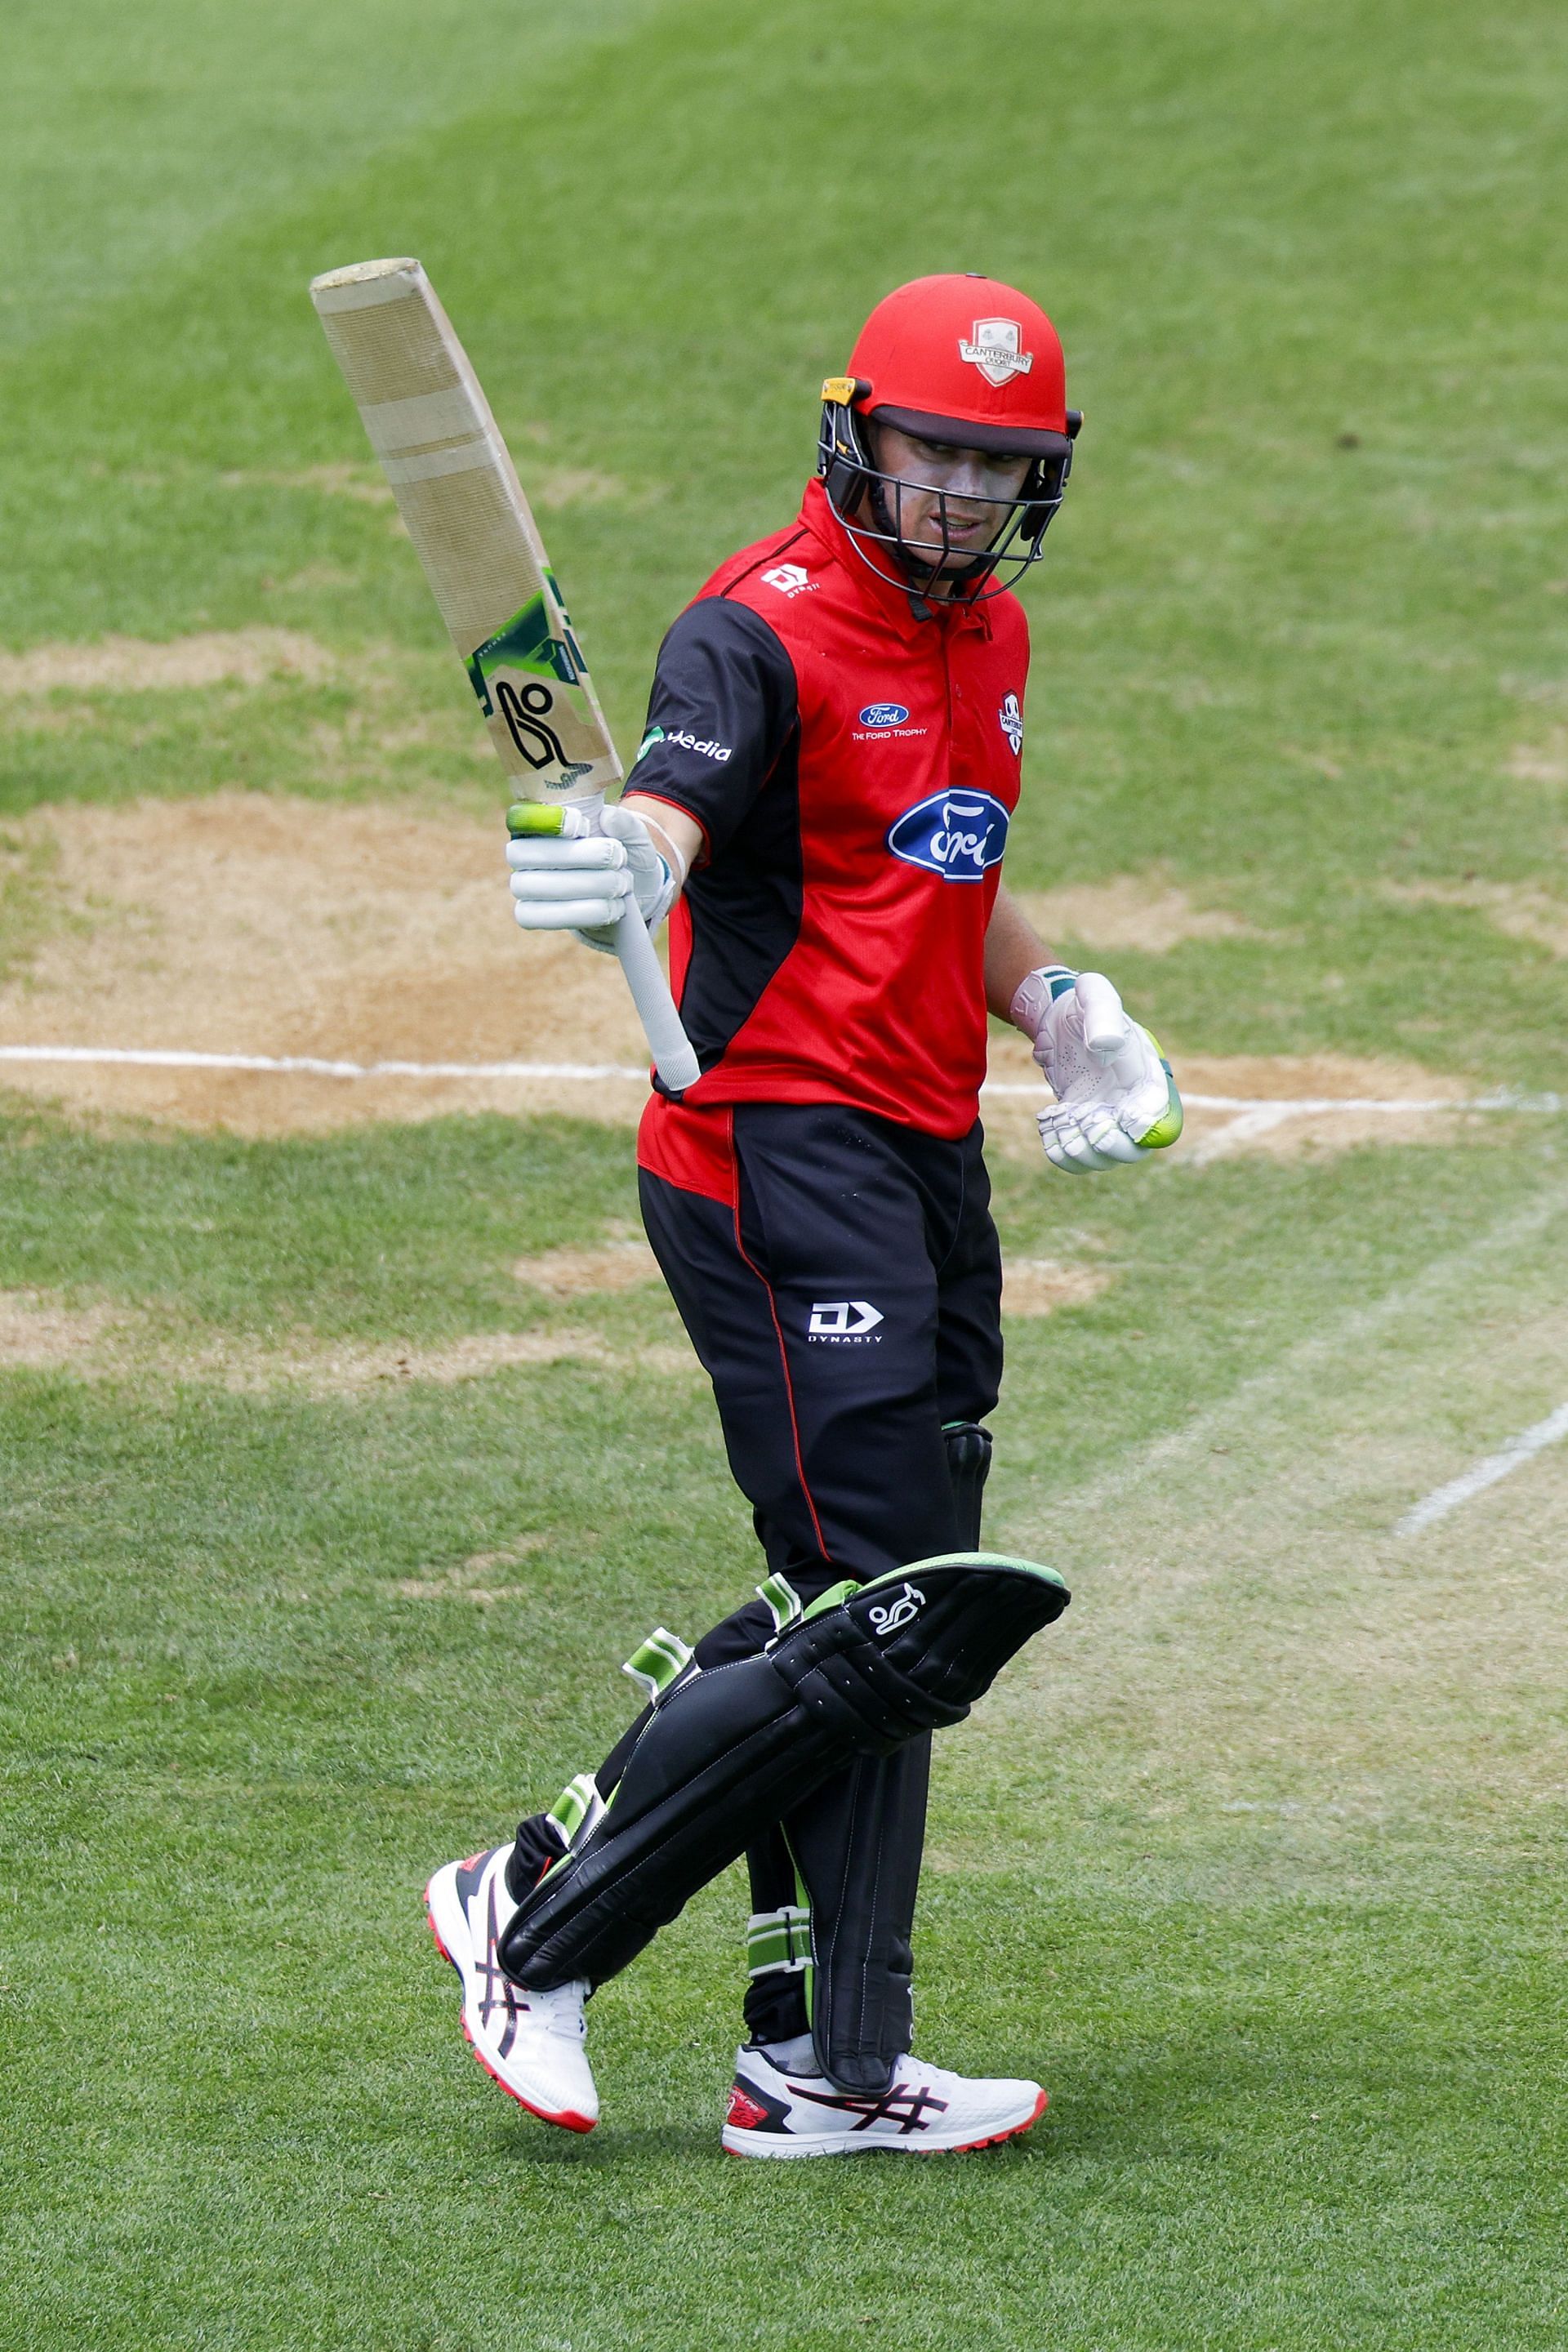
[425,1846,597,2132]
[721,2044,1046,2158]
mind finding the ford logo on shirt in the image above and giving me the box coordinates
[887,789,1009,881]
[858,702,910,728]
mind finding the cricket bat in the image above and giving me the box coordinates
[309,256,699,1094]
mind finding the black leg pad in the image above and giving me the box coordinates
[499,1552,1069,1994]
[782,1731,930,2093]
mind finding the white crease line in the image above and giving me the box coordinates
[0,1046,1561,1116]
[0,1047,649,1080]
[1395,1401,1568,1536]
[985,1085,1564,1113]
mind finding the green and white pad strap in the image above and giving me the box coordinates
[622,1626,694,1704]
[746,1904,813,1979]
[546,1771,606,1851]
[755,1573,802,1633]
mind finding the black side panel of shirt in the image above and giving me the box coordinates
[630,599,804,1083]
[630,598,798,853]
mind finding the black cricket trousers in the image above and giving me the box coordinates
[509,1101,1004,2031]
[642,1100,1002,1592]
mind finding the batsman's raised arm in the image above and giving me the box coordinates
[507,592,795,970]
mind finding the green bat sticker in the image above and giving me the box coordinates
[466,574,589,715]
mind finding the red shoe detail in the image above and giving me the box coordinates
[459,2016,596,2133]
[950,2087,1049,2152]
[727,2085,770,2131]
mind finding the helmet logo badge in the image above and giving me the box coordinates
[957,318,1034,388]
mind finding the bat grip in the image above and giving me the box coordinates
[613,911,701,1094]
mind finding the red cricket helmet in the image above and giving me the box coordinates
[849,273,1071,455]
[817,273,1081,603]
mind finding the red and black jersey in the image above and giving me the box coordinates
[631,477,1029,1192]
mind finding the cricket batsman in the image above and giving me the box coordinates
[425,274,1183,2157]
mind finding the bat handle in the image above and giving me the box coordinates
[508,799,700,1093]
[612,909,701,1094]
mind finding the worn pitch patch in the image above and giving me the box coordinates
[1383,878,1568,960]
[1505,727,1568,786]
[0,792,649,1134]
[0,1286,124,1365]
[0,794,1479,1156]
[0,1285,694,1396]
[1012,871,1264,955]
[987,1182,1568,1848]
[397,1533,549,1602]
[0,630,342,695]
[511,1237,661,1295]
[1001,1259,1112,1316]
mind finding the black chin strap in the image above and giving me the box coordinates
[863,477,994,616]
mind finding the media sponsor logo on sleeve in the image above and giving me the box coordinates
[635,720,731,763]
[666,728,732,762]
[886,789,1009,881]
[807,1300,884,1343]
[761,563,815,598]
[999,693,1024,755]
[957,318,1034,388]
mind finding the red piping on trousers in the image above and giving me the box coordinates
[727,1114,832,1565]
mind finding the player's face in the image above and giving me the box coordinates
[865,422,1033,571]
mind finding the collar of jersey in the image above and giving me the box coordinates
[795,479,994,641]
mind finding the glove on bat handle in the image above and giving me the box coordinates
[508,802,701,1095]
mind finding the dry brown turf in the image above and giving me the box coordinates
[0,792,1472,1155]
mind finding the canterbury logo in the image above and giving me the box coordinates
[957,317,1034,387]
[866,1581,924,1637]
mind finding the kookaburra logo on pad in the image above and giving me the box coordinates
[958,318,1034,387]
[866,1582,925,1637]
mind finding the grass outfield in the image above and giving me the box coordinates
[3,1,1568,2346]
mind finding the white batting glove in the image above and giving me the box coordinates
[507,799,680,956]
[1013,964,1184,1174]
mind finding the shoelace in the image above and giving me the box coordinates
[526,1983,588,2040]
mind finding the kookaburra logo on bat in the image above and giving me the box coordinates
[497,679,573,773]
